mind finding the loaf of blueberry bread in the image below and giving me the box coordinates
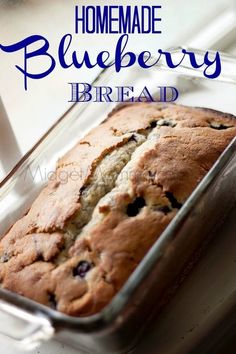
[0,103,236,316]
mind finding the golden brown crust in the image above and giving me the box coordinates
[0,103,236,316]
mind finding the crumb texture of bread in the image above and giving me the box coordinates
[0,103,236,316]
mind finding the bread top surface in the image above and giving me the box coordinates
[0,103,236,316]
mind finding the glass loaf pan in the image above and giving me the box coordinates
[0,48,236,353]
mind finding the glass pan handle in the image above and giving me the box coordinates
[0,299,54,350]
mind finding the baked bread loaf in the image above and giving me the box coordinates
[0,103,236,316]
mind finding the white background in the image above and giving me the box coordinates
[0,0,234,178]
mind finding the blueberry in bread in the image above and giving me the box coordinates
[0,103,235,316]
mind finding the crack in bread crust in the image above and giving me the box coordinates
[0,103,236,316]
[55,133,146,264]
